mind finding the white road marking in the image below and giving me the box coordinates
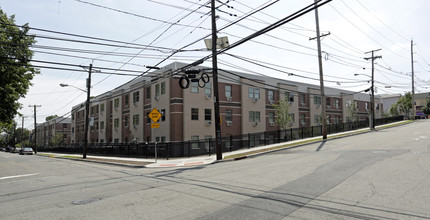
[0,173,39,180]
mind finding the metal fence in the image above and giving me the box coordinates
[38,116,404,159]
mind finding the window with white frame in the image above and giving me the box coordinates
[225,110,232,122]
[133,91,139,104]
[191,82,198,93]
[249,111,260,122]
[268,90,274,101]
[161,82,166,95]
[300,114,306,125]
[114,98,119,110]
[191,136,199,149]
[204,82,211,97]
[314,96,321,105]
[114,118,119,130]
[290,113,295,123]
[285,92,294,102]
[133,115,139,126]
[335,99,340,108]
[155,84,160,97]
[268,112,275,123]
[191,108,199,120]
[299,94,305,105]
[248,87,260,99]
[205,109,211,121]
[314,114,320,124]
[225,85,232,98]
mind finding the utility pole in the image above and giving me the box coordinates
[411,39,415,120]
[312,0,328,139]
[21,116,27,147]
[83,63,93,159]
[29,105,41,153]
[211,0,222,160]
[364,49,382,130]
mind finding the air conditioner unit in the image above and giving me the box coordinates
[133,102,138,106]
[133,125,137,129]
[226,97,232,101]
[269,100,274,104]
[155,96,160,101]
[269,122,275,127]
[253,98,258,103]
[252,122,258,127]
[226,121,232,126]
[206,121,212,126]
[327,106,331,109]
[205,94,211,99]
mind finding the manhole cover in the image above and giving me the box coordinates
[73,198,101,205]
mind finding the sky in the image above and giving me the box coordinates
[1,0,429,130]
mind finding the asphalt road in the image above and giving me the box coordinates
[1,120,430,220]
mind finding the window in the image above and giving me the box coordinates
[63,124,67,129]
[146,111,151,124]
[124,95,129,106]
[249,111,260,122]
[161,109,166,121]
[100,121,104,130]
[133,115,139,126]
[326,115,331,124]
[155,84,160,97]
[114,98,119,109]
[114,118,119,130]
[290,113,295,123]
[161,82,166,95]
[205,109,211,121]
[191,108,199,120]
[248,87,260,99]
[63,133,67,139]
[268,112,275,123]
[225,85,232,98]
[191,136,199,149]
[326,98,331,107]
[161,136,166,143]
[204,82,211,97]
[346,100,352,108]
[155,137,160,142]
[335,99,340,108]
[300,114,306,125]
[124,116,129,127]
[100,103,104,113]
[285,92,294,102]
[146,87,151,99]
[133,91,139,104]
[376,103,380,110]
[204,135,212,150]
[314,114,320,124]
[365,102,369,110]
[268,90,274,101]
[334,116,340,124]
[314,96,321,105]
[72,127,74,133]
[191,82,198,93]
[90,107,94,115]
[299,94,305,105]
[225,110,232,122]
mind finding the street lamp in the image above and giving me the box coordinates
[354,73,375,130]
[60,64,93,159]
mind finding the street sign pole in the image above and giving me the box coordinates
[148,108,162,163]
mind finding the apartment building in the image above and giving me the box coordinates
[70,62,383,145]
[35,117,72,147]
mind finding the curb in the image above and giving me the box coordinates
[36,154,149,168]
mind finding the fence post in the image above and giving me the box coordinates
[290,128,293,141]
[264,131,267,146]
[301,127,304,139]
[248,133,251,149]
[229,135,233,152]
[127,144,130,157]
[188,140,191,158]
[166,143,169,160]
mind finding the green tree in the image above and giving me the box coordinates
[0,9,38,129]
[347,101,358,122]
[389,92,412,117]
[49,132,63,148]
[273,99,292,129]
[45,115,58,122]
[423,96,430,116]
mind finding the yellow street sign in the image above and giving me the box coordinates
[151,123,160,128]
[149,108,161,123]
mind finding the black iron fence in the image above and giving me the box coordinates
[38,116,404,159]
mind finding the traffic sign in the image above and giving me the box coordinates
[149,108,161,123]
[151,123,160,128]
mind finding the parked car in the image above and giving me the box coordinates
[0,147,5,152]
[20,147,34,155]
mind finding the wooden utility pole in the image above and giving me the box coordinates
[364,49,382,130]
[411,40,415,120]
[313,0,328,139]
[211,0,222,160]
[29,105,41,153]
[83,63,93,159]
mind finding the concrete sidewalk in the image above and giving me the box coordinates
[38,120,411,168]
